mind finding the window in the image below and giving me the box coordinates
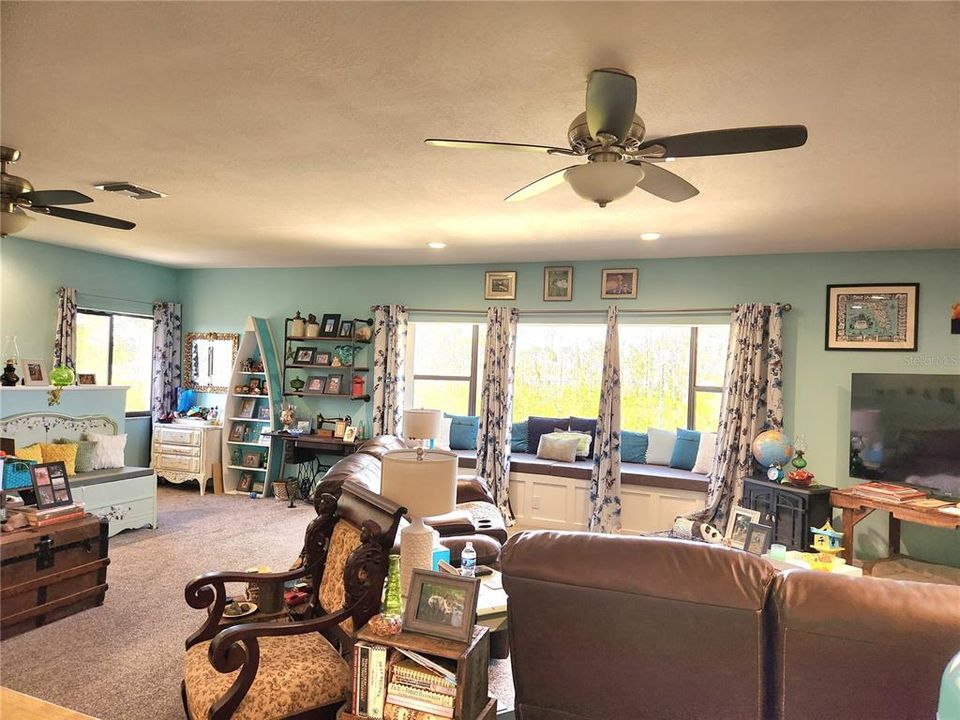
[407,322,485,416]
[76,310,154,414]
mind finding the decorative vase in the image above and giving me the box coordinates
[290,311,306,337]
[1,335,19,387]
[334,345,356,366]
[289,376,305,392]
[352,374,365,398]
[382,554,403,619]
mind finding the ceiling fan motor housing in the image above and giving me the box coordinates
[568,112,646,154]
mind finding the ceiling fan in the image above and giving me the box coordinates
[425,68,807,207]
[1,146,136,237]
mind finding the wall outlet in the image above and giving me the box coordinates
[531,496,540,510]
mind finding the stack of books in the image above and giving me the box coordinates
[352,642,388,718]
[11,502,86,527]
[849,482,926,503]
[351,644,458,720]
[385,658,456,719]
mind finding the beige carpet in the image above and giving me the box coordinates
[0,483,514,719]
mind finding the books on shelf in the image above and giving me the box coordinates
[353,642,388,718]
[11,502,86,527]
[351,644,458,720]
[849,482,927,503]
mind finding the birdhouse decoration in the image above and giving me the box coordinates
[810,521,844,556]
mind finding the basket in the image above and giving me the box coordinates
[272,479,292,501]
[2,457,37,491]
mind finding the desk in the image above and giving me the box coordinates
[261,431,359,498]
[830,487,960,564]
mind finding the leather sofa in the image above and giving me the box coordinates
[501,530,960,720]
[311,435,506,566]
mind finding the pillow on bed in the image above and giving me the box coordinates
[41,442,78,475]
[15,443,44,464]
[536,433,579,463]
[86,432,127,470]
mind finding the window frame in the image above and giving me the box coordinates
[687,326,725,431]
[409,323,482,416]
[77,308,154,417]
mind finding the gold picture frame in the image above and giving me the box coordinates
[485,271,517,300]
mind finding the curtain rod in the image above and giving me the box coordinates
[406,304,792,316]
[75,291,155,307]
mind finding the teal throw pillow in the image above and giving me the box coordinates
[621,431,648,464]
[670,428,702,471]
[511,421,528,453]
[445,413,479,450]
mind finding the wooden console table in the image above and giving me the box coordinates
[830,487,960,564]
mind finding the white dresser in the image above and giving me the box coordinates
[152,422,222,495]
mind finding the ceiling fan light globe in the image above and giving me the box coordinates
[1,208,34,236]
[565,162,644,207]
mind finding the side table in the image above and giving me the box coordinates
[741,476,831,551]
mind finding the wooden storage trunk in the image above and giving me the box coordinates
[0,515,110,638]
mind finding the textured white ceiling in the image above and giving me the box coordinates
[1,1,958,268]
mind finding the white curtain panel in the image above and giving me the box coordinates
[151,302,182,417]
[476,306,520,524]
[694,303,784,530]
[372,304,408,436]
[53,287,77,370]
[588,306,623,533]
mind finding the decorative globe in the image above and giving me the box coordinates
[50,365,76,387]
[752,430,794,468]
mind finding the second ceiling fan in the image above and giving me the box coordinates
[425,68,807,207]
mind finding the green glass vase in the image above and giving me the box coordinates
[382,554,403,619]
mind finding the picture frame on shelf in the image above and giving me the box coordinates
[77,373,96,385]
[342,426,358,443]
[744,523,773,555]
[403,568,480,643]
[252,480,265,494]
[305,375,326,393]
[338,320,354,338]
[320,313,341,336]
[544,266,573,301]
[237,472,254,493]
[295,419,312,434]
[725,507,762,550]
[324,374,343,395]
[485,270,517,300]
[248,377,263,393]
[30,461,73,509]
[825,283,919,351]
[237,398,256,418]
[229,423,246,442]
[293,347,315,365]
[600,268,639,300]
[314,351,331,366]
[20,358,48,386]
[334,419,347,438]
[242,451,262,468]
[257,405,271,420]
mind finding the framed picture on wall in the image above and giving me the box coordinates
[485,271,517,300]
[825,283,919,351]
[544,266,573,301]
[600,268,638,300]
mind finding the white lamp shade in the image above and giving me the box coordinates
[380,448,457,518]
[565,162,644,206]
[403,408,443,440]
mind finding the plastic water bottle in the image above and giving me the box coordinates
[460,542,477,577]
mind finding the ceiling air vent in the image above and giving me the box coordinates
[94,182,167,200]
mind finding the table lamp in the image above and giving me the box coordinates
[380,448,457,595]
[403,408,442,448]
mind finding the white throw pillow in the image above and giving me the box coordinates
[692,432,717,474]
[645,428,677,466]
[536,433,579,463]
[433,417,453,451]
[87,432,127,470]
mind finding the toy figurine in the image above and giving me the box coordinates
[810,521,844,556]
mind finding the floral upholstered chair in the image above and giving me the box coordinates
[181,480,404,720]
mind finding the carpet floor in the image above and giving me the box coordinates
[0,483,514,719]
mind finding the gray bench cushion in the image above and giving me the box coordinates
[71,466,154,487]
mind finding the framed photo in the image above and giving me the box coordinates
[252,480,265,494]
[237,471,254,493]
[325,374,343,395]
[257,405,271,420]
[248,377,263,392]
[30,461,73,509]
[403,569,480,643]
[725,507,761,550]
[77,373,97,385]
[320,313,341,337]
[825,283,919,351]
[744,523,773,555]
[305,375,326,394]
[338,320,354,338]
[601,268,638,300]
[543,266,573,302]
[295,419,312,434]
[293,347,315,365]
[242,451,262,468]
[229,423,246,441]
[20,359,48,386]
[485,271,517,300]
[237,398,256,418]
[343,426,358,443]
[314,351,331,366]
[334,419,347,438]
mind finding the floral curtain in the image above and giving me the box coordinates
[53,287,77,370]
[476,306,520,524]
[692,303,784,530]
[588,306,622,533]
[151,302,182,418]
[372,304,408,436]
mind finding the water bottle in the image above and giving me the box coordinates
[460,541,477,577]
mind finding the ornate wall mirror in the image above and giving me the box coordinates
[184,332,239,393]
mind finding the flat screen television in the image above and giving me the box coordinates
[850,373,960,499]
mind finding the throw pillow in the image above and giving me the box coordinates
[568,416,598,457]
[670,429,701,471]
[692,432,717,475]
[527,416,568,454]
[41,442,79,475]
[86,432,127,470]
[646,428,677,466]
[536,433,579,463]
[551,430,591,458]
[511,420,528,453]
[621,431,649,464]
[434,416,453,451]
[445,414,479,450]
[74,440,99,474]
[16,443,44,464]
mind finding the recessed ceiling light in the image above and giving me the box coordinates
[427,242,446,249]
[640,232,661,241]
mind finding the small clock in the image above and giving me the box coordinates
[767,464,784,482]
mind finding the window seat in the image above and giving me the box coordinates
[455,450,708,493]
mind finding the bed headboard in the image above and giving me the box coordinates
[0,412,119,449]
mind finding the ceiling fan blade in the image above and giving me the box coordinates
[33,205,135,230]
[630,161,699,202]
[21,189,94,206]
[637,125,807,159]
[585,68,637,143]
[424,139,576,156]
[505,165,578,202]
